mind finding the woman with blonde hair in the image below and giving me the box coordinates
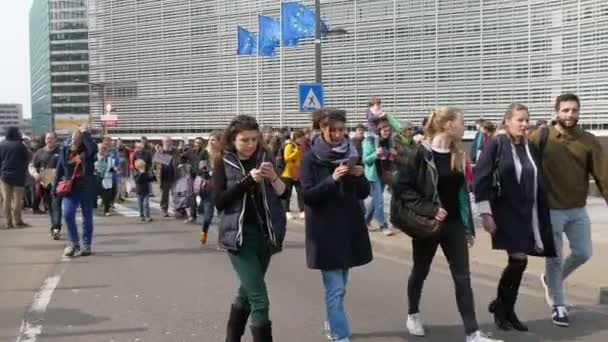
[474,103,555,332]
[391,107,502,342]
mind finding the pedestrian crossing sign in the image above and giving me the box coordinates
[299,83,324,112]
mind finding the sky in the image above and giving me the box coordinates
[0,0,33,118]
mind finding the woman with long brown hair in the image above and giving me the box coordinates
[212,115,286,342]
[198,130,222,246]
[392,107,502,342]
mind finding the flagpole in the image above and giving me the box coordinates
[279,1,284,128]
[236,51,240,116]
[256,18,260,121]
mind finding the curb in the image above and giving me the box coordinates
[286,220,601,306]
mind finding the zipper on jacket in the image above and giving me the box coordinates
[223,155,247,247]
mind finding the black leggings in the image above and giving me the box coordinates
[407,220,479,335]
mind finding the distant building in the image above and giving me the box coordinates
[29,0,90,136]
[0,104,32,138]
[87,0,608,135]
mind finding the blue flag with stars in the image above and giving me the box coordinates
[237,26,257,55]
[258,15,280,57]
[282,2,329,47]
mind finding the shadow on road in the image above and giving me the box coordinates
[1,284,111,293]
[351,308,608,341]
[39,327,148,339]
[94,230,191,238]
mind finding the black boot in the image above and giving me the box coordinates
[250,322,273,342]
[490,296,511,331]
[225,304,250,342]
[506,288,529,332]
[505,258,529,332]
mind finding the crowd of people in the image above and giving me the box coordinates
[0,93,606,342]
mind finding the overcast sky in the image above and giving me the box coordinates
[0,0,32,118]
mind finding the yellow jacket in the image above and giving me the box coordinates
[281,141,302,180]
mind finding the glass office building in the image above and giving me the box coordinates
[87,0,608,135]
[30,0,90,136]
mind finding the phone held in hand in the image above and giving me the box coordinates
[347,156,359,169]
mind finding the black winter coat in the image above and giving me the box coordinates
[0,139,31,186]
[392,143,475,237]
[473,135,556,257]
[299,151,373,270]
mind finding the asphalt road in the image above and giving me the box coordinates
[1,198,607,342]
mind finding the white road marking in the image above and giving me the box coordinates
[16,263,68,342]
[113,203,143,217]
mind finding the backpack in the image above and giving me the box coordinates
[172,164,193,209]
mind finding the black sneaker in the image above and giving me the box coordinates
[77,247,92,257]
[63,245,80,258]
[50,228,61,240]
[552,306,569,327]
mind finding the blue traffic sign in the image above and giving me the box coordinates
[299,83,324,112]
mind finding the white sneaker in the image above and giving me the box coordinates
[466,331,503,342]
[406,313,425,336]
[382,229,394,236]
[286,212,294,220]
[540,273,554,307]
[298,212,306,219]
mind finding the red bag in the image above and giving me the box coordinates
[56,160,80,197]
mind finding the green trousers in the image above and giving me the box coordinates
[228,224,272,326]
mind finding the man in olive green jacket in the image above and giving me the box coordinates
[529,93,608,327]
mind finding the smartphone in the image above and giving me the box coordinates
[347,156,359,169]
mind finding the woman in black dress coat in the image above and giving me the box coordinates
[474,103,556,332]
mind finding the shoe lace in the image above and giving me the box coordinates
[556,306,568,317]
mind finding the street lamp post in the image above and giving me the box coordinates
[314,1,347,84]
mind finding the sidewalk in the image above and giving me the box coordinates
[286,196,608,306]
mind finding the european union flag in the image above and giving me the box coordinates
[282,2,329,47]
[258,15,280,57]
[237,26,257,56]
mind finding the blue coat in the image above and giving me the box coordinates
[473,135,555,256]
[300,150,373,270]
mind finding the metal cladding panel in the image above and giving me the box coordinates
[88,0,608,134]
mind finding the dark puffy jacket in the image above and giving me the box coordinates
[392,142,475,236]
[299,151,372,270]
[0,140,31,187]
[217,150,286,251]
[54,132,98,192]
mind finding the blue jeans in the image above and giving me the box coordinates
[545,208,592,306]
[62,186,94,248]
[365,180,387,230]
[322,269,350,341]
[200,191,214,233]
[138,193,150,218]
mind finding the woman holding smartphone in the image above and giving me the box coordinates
[300,108,372,342]
[213,115,286,342]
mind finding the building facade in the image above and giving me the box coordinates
[0,104,32,138]
[30,0,90,136]
[87,0,608,135]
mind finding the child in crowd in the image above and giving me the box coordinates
[133,159,153,222]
